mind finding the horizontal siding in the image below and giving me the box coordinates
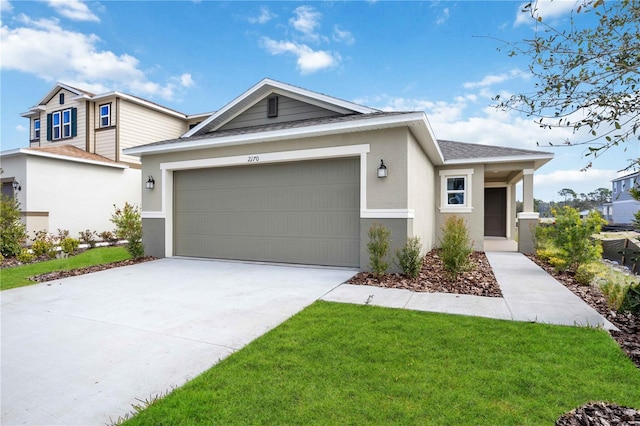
[95,129,116,161]
[220,95,339,130]
[118,101,188,163]
[38,88,87,150]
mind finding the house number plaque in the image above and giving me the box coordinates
[247,155,260,163]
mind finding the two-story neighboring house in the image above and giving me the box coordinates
[0,82,206,240]
[611,171,640,226]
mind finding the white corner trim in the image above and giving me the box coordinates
[361,209,415,219]
[141,211,165,219]
[160,144,370,171]
[439,168,474,176]
[523,168,535,175]
[518,212,540,220]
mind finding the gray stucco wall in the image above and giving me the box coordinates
[360,218,412,273]
[142,218,165,258]
[407,132,435,251]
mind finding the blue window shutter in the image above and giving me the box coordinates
[46,113,52,141]
[71,108,77,137]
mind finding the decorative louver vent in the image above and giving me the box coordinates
[267,96,278,118]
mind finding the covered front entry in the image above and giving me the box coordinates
[173,157,360,267]
[484,187,507,237]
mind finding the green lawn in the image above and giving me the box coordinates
[125,302,640,425]
[0,246,131,291]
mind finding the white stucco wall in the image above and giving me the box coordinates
[1,151,141,239]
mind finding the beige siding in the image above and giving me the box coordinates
[220,95,340,131]
[95,128,116,161]
[39,88,87,151]
[118,100,188,164]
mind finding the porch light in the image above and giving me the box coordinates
[12,180,21,192]
[146,175,155,190]
[377,160,388,178]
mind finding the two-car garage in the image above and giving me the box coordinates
[172,157,361,267]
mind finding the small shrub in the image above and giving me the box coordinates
[367,223,391,276]
[395,236,423,278]
[16,248,35,263]
[439,215,473,281]
[79,229,97,248]
[0,194,27,257]
[99,230,118,246]
[111,203,144,259]
[620,281,640,314]
[574,262,607,286]
[60,237,80,255]
[56,229,70,240]
[31,230,57,258]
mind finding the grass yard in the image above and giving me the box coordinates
[0,246,131,291]
[125,302,640,425]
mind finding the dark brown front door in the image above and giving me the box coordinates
[485,187,507,237]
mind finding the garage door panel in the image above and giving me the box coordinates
[174,158,360,267]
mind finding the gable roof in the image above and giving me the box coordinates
[182,78,379,138]
[1,145,127,169]
[438,140,553,163]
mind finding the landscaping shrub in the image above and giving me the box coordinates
[535,206,605,272]
[111,203,144,259]
[439,215,473,280]
[16,248,35,264]
[574,262,607,286]
[60,237,80,255]
[31,230,57,259]
[620,281,640,314]
[395,236,423,278]
[99,230,118,246]
[56,229,70,240]
[367,223,391,276]
[78,229,97,248]
[0,194,27,257]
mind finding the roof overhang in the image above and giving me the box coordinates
[0,148,128,169]
[125,111,445,165]
[444,153,554,170]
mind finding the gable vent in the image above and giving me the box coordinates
[267,96,278,118]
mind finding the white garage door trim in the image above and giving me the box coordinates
[157,145,369,258]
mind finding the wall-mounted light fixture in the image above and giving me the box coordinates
[12,180,21,192]
[146,175,155,190]
[377,160,388,178]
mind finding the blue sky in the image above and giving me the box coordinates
[1,0,637,201]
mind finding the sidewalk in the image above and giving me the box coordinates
[321,251,617,330]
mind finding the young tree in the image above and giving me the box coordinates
[495,0,640,170]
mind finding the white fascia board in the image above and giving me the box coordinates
[35,82,86,106]
[90,92,187,119]
[1,148,129,169]
[444,154,554,168]
[127,112,431,156]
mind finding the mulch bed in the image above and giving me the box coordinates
[347,250,502,297]
[555,402,640,425]
[28,256,156,283]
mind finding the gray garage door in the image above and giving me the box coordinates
[174,158,360,267]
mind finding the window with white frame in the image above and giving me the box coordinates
[100,104,111,127]
[48,107,76,140]
[33,118,40,140]
[52,111,61,139]
[439,169,474,213]
[62,109,72,138]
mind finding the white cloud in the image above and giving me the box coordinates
[262,37,339,74]
[463,69,528,89]
[514,0,577,26]
[436,7,450,25]
[47,0,100,22]
[333,25,354,45]
[1,0,12,13]
[290,5,322,40]
[15,124,25,132]
[249,6,276,24]
[0,15,192,100]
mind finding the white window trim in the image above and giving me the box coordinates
[62,109,72,138]
[34,118,40,139]
[52,111,61,140]
[100,104,111,127]
[439,168,474,213]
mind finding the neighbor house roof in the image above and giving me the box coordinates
[438,139,553,167]
[28,145,117,164]
[0,145,128,169]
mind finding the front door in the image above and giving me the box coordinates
[485,187,507,237]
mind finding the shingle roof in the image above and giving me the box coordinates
[28,145,117,164]
[138,111,413,149]
[437,139,552,161]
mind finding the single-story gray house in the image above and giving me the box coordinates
[125,78,553,270]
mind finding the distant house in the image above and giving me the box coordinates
[125,78,554,270]
[0,83,206,239]
[610,171,640,226]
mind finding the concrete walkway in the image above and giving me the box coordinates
[322,251,617,330]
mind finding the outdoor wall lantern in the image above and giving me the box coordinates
[146,175,155,190]
[12,180,21,192]
[377,159,388,178]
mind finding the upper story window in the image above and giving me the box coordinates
[33,118,40,140]
[59,93,65,104]
[100,104,111,127]
[47,107,77,141]
[439,169,474,213]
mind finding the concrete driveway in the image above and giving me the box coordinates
[1,258,356,425]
